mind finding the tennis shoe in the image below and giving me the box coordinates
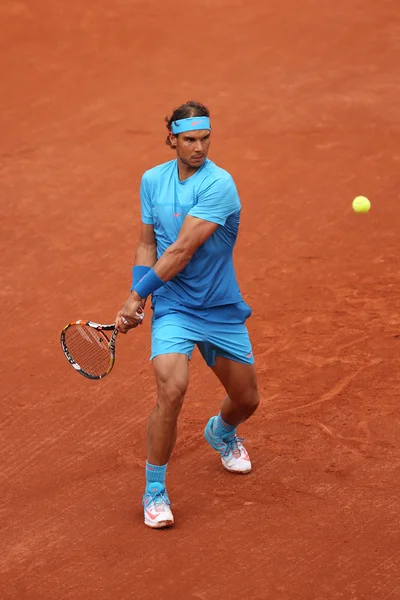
[204,416,252,473]
[142,482,174,529]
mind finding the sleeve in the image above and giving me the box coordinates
[188,176,241,226]
[140,174,153,225]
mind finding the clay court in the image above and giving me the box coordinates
[1,1,400,598]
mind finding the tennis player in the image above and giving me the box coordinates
[116,101,259,529]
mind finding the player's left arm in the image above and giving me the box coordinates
[117,176,240,332]
[154,215,218,281]
[116,215,218,333]
[153,175,240,281]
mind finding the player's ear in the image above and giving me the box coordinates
[169,133,177,148]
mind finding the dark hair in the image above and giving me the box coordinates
[165,100,210,147]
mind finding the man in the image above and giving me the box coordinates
[116,100,259,529]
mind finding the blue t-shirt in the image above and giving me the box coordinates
[140,158,243,308]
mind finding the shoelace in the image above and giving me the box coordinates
[223,436,244,458]
[152,492,171,512]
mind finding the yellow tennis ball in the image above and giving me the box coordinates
[352,196,371,213]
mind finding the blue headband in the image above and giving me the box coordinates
[171,116,211,134]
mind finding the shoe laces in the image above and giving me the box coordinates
[223,436,244,459]
[151,491,170,512]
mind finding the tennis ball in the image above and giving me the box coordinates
[352,196,371,213]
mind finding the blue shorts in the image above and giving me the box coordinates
[150,296,254,367]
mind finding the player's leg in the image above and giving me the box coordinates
[212,357,259,428]
[147,353,189,466]
[203,358,259,473]
[143,308,194,529]
[200,313,259,473]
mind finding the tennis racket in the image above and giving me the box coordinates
[60,314,143,380]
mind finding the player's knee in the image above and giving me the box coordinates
[157,377,188,417]
[153,355,189,417]
[243,382,259,412]
[250,387,260,412]
[238,373,259,413]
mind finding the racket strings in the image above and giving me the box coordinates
[64,324,112,377]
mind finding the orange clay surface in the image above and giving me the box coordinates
[1,1,400,599]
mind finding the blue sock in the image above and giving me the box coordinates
[212,412,237,441]
[145,461,167,494]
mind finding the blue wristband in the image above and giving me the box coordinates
[131,265,151,291]
[133,268,165,298]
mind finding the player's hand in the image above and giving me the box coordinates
[116,292,145,334]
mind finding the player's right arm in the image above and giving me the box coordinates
[115,174,157,331]
[134,223,157,268]
[135,173,157,268]
[132,173,157,293]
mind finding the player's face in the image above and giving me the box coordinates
[171,130,211,169]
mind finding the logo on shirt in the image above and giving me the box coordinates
[174,212,182,217]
